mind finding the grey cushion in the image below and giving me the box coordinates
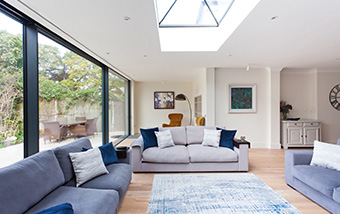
[142,145,190,163]
[187,144,238,163]
[24,186,119,214]
[333,187,340,203]
[293,165,340,198]
[69,148,109,187]
[53,137,92,182]
[0,150,65,214]
[65,163,132,204]
[159,126,186,145]
[186,126,216,145]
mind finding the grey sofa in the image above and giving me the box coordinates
[285,139,340,214]
[131,126,250,172]
[0,137,132,214]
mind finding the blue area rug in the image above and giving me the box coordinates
[147,173,301,214]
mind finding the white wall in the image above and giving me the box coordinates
[192,69,207,118]
[316,70,340,144]
[215,68,271,148]
[134,81,193,133]
[280,69,317,119]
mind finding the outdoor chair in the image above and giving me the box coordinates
[162,113,183,127]
[85,117,98,137]
[42,121,68,143]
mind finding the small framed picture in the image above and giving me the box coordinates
[154,91,175,109]
[229,85,256,113]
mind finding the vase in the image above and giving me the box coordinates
[282,113,288,120]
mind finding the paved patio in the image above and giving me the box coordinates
[0,131,128,168]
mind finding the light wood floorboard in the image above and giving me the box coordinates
[118,140,329,214]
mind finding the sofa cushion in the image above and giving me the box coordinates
[159,126,186,145]
[0,150,65,214]
[187,144,238,163]
[140,127,159,150]
[142,145,190,163]
[293,165,340,198]
[217,127,236,150]
[333,187,340,204]
[69,148,109,187]
[186,126,216,145]
[24,186,119,214]
[310,140,340,171]
[155,129,175,149]
[201,129,221,148]
[64,163,132,203]
[53,137,92,183]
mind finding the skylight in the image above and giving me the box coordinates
[156,0,235,27]
[155,0,261,52]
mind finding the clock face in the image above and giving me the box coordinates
[329,84,340,110]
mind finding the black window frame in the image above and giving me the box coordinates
[0,2,130,158]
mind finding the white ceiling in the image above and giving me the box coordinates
[6,0,340,81]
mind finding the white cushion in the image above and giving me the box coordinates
[155,129,175,149]
[69,148,109,187]
[159,126,186,145]
[310,140,340,171]
[201,129,222,148]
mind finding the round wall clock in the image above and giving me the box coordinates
[329,84,340,110]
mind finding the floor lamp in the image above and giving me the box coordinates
[175,93,192,126]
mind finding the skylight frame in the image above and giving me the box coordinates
[156,0,236,28]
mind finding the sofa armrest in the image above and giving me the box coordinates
[130,136,144,172]
[285,150,313,185]
[234,143,249,171]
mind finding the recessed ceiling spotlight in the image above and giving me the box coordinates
[107,52,110,55]
[228,54,232,57]
[270,16,279,20]
[144,55,148,57]
[124,16,131,21]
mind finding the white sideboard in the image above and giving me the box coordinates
[281,120,321,149]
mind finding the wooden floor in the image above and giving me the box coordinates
[117,139,329,214]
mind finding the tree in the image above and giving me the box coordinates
[0,30,23,143]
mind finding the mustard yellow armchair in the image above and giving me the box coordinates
[196,116,205,126]
[162,113,183,127]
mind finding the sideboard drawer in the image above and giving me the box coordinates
[304,122,319,127]
[287,122,303,127]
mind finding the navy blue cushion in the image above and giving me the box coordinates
[81,142,118,165]
[99,142,118,165]
[140,127,159,150]
[217,127,236,150]
[35,203,73,214]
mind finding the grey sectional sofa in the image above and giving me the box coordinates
[131,126,250,172]
[0,137,132,214]
[285,139,340,214]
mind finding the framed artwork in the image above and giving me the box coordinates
[229,85,256,113]
[154,91,175,109]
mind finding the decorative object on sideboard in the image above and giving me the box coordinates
[175,93,192,125]
[280,100,293,120]
[154,91,174,109]
[329,83,340,111]
[229,85,256,113]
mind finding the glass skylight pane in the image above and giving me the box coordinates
[206,0,234,23]
[156,0,176,24]
[156,0,235,27]
[158,0,217,27]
